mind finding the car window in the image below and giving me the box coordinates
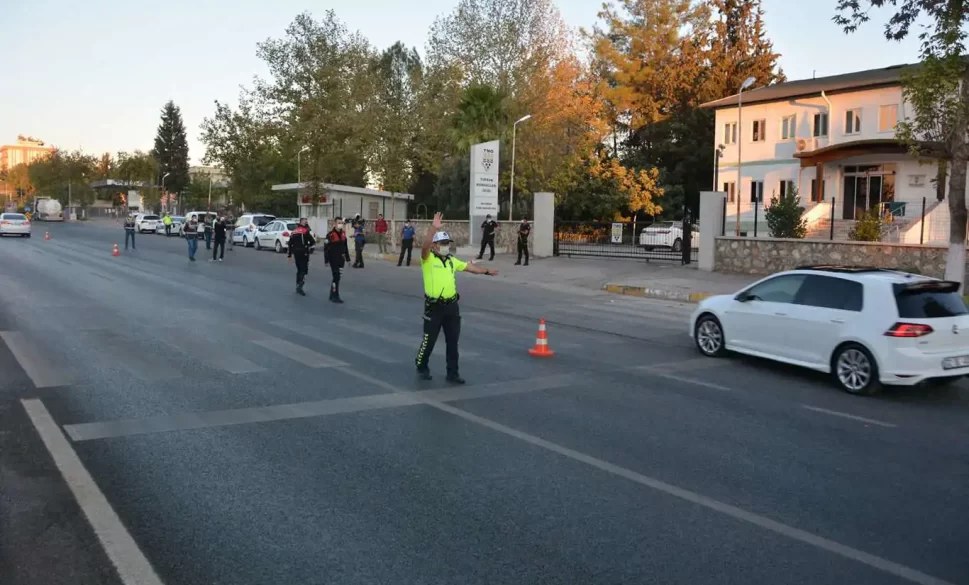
[2,213,26,220]
[894,283,968,318]
[172,216,184,222]
[743,274,806,304]
[144,215,160,220]
[255,216,275,226]
[286,222,298,231]
[794,275,863,311]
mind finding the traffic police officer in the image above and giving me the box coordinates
[415,212,497,384]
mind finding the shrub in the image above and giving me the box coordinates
[765,187,807,239]
[849,210,882,242]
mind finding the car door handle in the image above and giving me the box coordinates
[831,319,845,324]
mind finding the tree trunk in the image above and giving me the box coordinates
[944,66,969,289]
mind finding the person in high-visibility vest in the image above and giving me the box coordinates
[163,213,173,237]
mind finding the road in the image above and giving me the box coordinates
[1,220,967,585]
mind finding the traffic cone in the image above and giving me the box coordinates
[44,232,50,240]
[112,243,120,257]
[528,319,555,357]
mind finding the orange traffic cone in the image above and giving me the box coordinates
[112,243,120,257]
[528,319,555,357]
[44,232,50,240]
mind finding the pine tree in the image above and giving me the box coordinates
[152,101,190,198]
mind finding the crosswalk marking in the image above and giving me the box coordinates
[0,331,72,388]
[271,320,398,363]
[158,329,265,374]
[84,330,182,381]
[251,337,349,368]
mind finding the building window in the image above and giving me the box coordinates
[810,179,826,202]
[813,112,829,137]
[723,181,736,203]
[723,122,737,145]
[844,109,861,135]
[780,115,796,140]
[878,104,898,132]
[752,119,767,142]
[368,201,380,218]
[779,180,796,198]
[750,180,764,203]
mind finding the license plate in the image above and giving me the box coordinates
[941,355,969,370]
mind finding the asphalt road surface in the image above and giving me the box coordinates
[1,220,968,585]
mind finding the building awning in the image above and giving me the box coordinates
[793,138,943,168]
[272,182,414,200]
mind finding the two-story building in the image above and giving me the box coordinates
[701,64,950,242]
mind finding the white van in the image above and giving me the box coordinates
[232,213,276,247]
[179,211,219,239]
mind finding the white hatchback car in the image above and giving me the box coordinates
[0,212,31,237]
[690,266,969,395]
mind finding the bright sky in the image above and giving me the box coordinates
[0,0,923,163]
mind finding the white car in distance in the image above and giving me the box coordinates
[0,212,31,237]
[639,221,698,252]
[134,214,160,233]
[254,220,300,253]
[690,265,969,395]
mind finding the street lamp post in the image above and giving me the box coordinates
[161,172,170,214]
[509,114,531,221]
[297,146,310,185]
[735,77,756,237]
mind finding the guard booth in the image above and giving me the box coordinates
[271,182,413,238]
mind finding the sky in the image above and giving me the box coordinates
[0,0,925,164]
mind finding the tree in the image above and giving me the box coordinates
[26,150,97,206]
[117,151,161,209]
[7,163,34,201]
[835,0,969,286]
[427,0,568,95]
[153,101,191,197]
[372,42,423,194]
[765,188,807,239]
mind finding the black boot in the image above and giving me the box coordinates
[446,374,466,384]
[330,284,344,303]
[296,283,306,296]
[417,368,433,381]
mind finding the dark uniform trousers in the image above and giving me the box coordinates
[416,298,461,377]
[398,239,414,265]
[478,235,495,260]
[516,236,529,264]
[294,253,310,285]
[330,263,342,297]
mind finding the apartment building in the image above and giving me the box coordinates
[701,64,949,240]
[0,135,55,171]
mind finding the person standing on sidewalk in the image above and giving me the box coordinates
[476,214,498,261]
[183,217,199,261]
[287,218,315,296]
[397,219,415,266]
[324,217,351,303]
[123,214,136,250]
[352,219,366,268]
[374,214,388,254]
[414,212,498,384]
[211,216,227,261]
[515,218,531,266]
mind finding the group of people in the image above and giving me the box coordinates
[286,217,351,302]
[122,213,229,261]
[475,214,531,266]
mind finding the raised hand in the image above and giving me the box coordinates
[432,212,443,230]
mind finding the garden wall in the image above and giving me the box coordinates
[714,236,948,278]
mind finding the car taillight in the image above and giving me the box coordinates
[282,231,290,237]
[23,220,29,225]
[0,221,8,225]
[885,323,934,338]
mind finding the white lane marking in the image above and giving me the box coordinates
[0,331,72,388]
[64,374,580,441]
[327,317,481,358]
[637,357,726,374]
[271,320,397,364]
[801,405,898,429]
[628,365,732,392]
[21,399,165,585]
[335,368,951,585]
[251,337,349,368]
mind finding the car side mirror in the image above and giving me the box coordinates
[735,292,753,302]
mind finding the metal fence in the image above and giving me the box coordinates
[554,218,698,264]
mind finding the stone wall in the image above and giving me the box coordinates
[714,236,948,278]
[358,219,520,252]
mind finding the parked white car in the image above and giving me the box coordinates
[690,266,969,395]
[134,214,160,233]
[254,220,300,253]
[157,216,184,235]
[0,212,31,237]
[179,211,218,239]
[232,213,276,247]
[639,222,698,252]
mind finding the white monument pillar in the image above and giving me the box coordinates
[532,191,554,258]
[698,191,726,271]
[469,140,500,248]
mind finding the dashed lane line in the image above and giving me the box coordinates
[801,405,898,428]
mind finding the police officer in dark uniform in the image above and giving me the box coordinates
[515,217,531,266]
[415,212,497,384]
[323,217,352,303]
[476,214,498,261]
[286,218,315,296]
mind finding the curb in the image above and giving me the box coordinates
[603,283,714,303]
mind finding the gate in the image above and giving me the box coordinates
[554,213,697,264]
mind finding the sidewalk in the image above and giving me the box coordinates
[364,247,756,303]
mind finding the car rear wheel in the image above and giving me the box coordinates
[694,314,727,357]
[242,236,249,247]
[275,240,283,253]
[832,343,881,396]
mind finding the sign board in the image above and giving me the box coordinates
[470,140,500,214]
[611,223,623,244]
